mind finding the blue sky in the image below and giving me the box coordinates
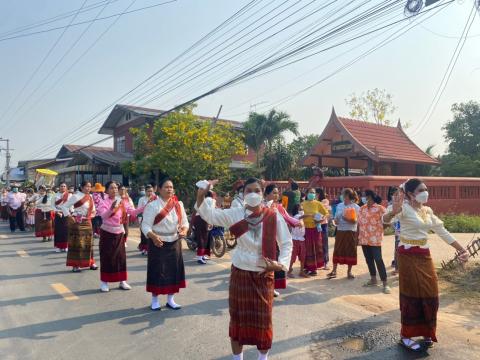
[0,0,479,170]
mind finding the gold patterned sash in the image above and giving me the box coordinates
[400,237,427,246]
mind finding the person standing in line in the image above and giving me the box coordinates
[264,183,298,295]
[196,178,292,360]
[119,185,134,246]
[6,186,26,232]
[24,188,36,231]
[0,188,9,222]
[54,183,71,252]
[231,180,245,208]
[383,178,468,352]
[328,188,360,279]
[316,188,331,270]
[96,181,145,292]
[33,185,55,242]
[388,186,401,275]
[288,205,308,278]
[137,185,157,256]
[358,189,390,294]
[281,180,301,216]
[91,183,106,239]
[141,178,189,311]
[60,181,97,273]
[192,191,215,265]
[302,188,329,276]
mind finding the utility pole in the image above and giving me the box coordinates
[0,138,11,187]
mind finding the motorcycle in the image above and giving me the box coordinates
[186,225,227,258]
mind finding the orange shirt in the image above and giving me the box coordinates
[358,203,387,246]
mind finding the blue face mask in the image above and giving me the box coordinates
[361,197,367,204]
[12,188,18,193]
[307,193,316,201]
[140,191,146,196]
[340,195,344,202]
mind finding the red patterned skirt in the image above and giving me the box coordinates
[229,265,274,351]
[193,215,211,257]
[146,238,186,295]
[66,218,95,268]
[304,227,324,271]
[333,230,357,265]
[99,229,127,282]
[398,246,439,341]
[34,209,54,238]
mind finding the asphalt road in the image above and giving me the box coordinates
[0,221,478,360]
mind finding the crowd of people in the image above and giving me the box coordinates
[0,176,470,358]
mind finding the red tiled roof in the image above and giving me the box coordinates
[337,117,439,164]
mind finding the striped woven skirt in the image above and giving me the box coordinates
[229,266,274,350]
[146,239,186,295]
[332,230,357,265]
[99,229,127,282]
[398,246,439,341]
[34,209,54,238]
[0,204,8,220]
[66,218,95,268]
[54,214,69,249]
[304,227,324,271]
[138,231,149,252]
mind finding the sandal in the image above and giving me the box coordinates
[399,338,422,352]
[326,272,337,279]
[423,338,434,348]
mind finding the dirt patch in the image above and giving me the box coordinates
[438,262,480,307]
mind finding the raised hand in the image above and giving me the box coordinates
[392,191,404,215]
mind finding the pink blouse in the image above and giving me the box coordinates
[96,196,145,234]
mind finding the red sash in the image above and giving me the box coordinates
[229,207,277,260]
[110,199,128,224]
[55,192,69,206]
[153,197,182,226]
[74,194,94,219]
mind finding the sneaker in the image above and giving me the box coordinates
[124,243,128,248]
[142,250,148,256]
[72,267,81,273]
[90,264,98,270]
[119,281,131,290]
[100,282,109,292]
[64,248,68,253]
[197,258,207,265]
[202,255,210,260]
[383,285,391,294]
[273,290,280,297]
[55,248,61,253]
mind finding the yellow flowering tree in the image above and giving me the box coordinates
[123,105,244,205]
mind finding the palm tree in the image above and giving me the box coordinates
[243,109,299,167]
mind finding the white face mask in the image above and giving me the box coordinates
[244,192,263,207]
[415,191,429,204]
[298,211,304,216]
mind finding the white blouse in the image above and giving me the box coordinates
[384,202,455,249]
[59,191,95,217]
[141,197,189,243]
[54,192,72,212]
[32,194,56,212]
[197,198,293,272]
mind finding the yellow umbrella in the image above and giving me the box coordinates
[36,168,58,176]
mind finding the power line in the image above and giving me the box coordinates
[24,0,261,159]
[0,0,89,124]
[4,0,116,128]
[0,0,177,42]
[0,0,121,38]
[410,3,477,137]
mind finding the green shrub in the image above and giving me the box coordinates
[439,214,480,233]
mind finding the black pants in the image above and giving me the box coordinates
[9,208,25,232]
[362,245,387,281]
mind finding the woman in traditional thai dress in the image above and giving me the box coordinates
[54,183,71,252]
[383,178,468,352]
[196,178,292,360]
[141,178,189,311]
[328,188,360,279]
[60,181,97,273]
[33,185,55,242]
[137,185,157,255]
[96,181,145,292]
[302,188,329,276]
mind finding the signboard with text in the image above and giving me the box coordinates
[331,140,353,153]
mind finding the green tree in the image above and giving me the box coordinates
[438,153,480,177]
[123,105,244,205]
[417,144,438,176]
[261,140,294,180]
[288,134,319,180]
[345,88,396,125]
[243,109,299,167]
[443,101,480,156]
